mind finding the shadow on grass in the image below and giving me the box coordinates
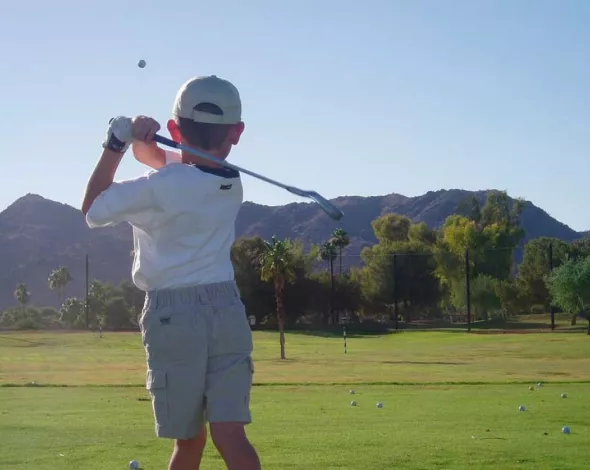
[277,318,588,337]
[285,328,394,339]
[401,318,586,334]
[381,360,464,365]
[0,335,46,346]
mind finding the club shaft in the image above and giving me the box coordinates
[154,134,295,192]
[153,134,343,220]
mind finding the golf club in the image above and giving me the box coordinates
[153,134,344,220]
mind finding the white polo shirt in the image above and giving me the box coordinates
[86,152,243,291]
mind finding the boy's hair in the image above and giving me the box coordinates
[176,103,233,151]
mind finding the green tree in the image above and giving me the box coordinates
[456,195,482,224]
[331,228,350,275]
[48,265,72,306]
[517,237,570,312]
[14,282,30,312]
[119,280,145,325]
[495,279,527,317]
[259,236,296,359]
[88,280,122,328]
[102,296,135,330]
[359,214,440,321]
[232,237,276,324]
[319,240,338,324]
[436,191,525,313]
[547,257,590,334]
[60,297,84,327]
[39,307,61,328]
[452,274,501,320]
[570,237,590,260]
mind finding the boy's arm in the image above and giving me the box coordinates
[84,173,156,228]
[82,116,158,227]
[82,116,133,215]
[133,141,182,169]
[132,141,167,169]
[81,148,125,215]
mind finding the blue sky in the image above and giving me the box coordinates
[1,0,589,230]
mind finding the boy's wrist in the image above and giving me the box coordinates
[102,116,133,153]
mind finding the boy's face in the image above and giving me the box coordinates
[167,119,245,155]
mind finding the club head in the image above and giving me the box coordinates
[305,191,344,220]
[285,187,343,220]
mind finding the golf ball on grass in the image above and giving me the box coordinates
[376,402,383,408]
[349,389,355,395]
[529,386,534,391]
[518,405,526,412]
[562,426,571,435]
[137,60,146,68]
[537,383,543,388]
[561,392,567,399]
[129,460,140,469]
[350,401,357,406]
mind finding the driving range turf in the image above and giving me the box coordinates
[1,330,589,469]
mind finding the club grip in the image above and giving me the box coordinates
[153,134,179,149]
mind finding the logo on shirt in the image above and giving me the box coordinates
[220,184,233,190]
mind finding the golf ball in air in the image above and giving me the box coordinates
[129,460,140,469]
[137,60,146,68]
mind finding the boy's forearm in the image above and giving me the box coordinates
[81,149,125,215]
[132,141,166,169]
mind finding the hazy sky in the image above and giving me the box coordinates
[1,0,588,230]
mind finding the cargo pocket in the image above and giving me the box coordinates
[146,369,168,426]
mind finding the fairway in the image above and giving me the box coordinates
[1,331,590,469]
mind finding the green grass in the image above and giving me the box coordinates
[1,330,589,385]
[1,330,589,469]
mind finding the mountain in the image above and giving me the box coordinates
[0,190,585,310]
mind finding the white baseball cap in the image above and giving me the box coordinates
[172,75,242,125]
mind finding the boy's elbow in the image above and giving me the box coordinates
[84,201,112,229]
[85,212,110,229]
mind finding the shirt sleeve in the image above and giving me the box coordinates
[165,151,182,165]
[86,173,158,228]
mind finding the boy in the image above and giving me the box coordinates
[81,75,261,470]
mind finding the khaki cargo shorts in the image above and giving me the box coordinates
[139,281,254,440]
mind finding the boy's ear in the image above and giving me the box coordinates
[228,121,245,145]
[167,119,183,142]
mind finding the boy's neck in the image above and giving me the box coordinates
[181,150,227,168]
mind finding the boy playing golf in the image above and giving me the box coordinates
[82,75,261,470]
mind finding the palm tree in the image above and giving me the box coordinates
[331,228,350,276]
[319,241,338,325]
[14,282,30,312]
[48,265,72,307]
[259,236,296,360]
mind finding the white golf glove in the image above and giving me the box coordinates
[102,116,133,153]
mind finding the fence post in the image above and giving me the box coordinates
[465,249,471,332]
[549,243,555,330]
[393,253,399,330]
[329,258,335,325]
[85,254,89,329]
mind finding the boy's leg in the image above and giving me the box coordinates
[140,289,209,470]
[204,282,260,470]
[209,422,260,470]
[169,425,207,470]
